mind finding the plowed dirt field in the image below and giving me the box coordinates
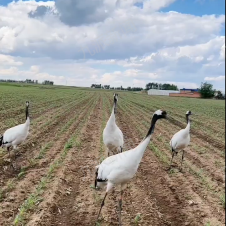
[0,84,225,226]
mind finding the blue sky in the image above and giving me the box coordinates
[162,0,225,35]
[134,0,225,16]
[162,0,225,16]
[0,0,225,89]
[1,0,225,16]
[0,0,52,5]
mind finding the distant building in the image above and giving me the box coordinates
[169,88,201,98]
[148,89,180,96]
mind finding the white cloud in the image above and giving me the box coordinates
[204,76,225,81]
[220,44,225,60]
[0,0,225,90]
[0,54,23,66]
[143,0,177,12]
[0,64,65,84]
[0,67,19,76]
[0,1,224,59]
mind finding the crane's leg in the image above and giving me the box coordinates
[7,147,15,170]
[12,146,18,170]
[97,192,108,221]
[169,150,176,169]
[118,185,123,226]
[180,150,185,172]
[120,146,123,153]
[7,147,11,159]
[97,183,113,222]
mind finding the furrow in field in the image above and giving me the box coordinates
[133,94,225,132]
[126,94,225,145]
[98,94,167,226]
[123,96,225,185]
[23,94,101,226]
[123,95,225,168]
[123,97,225,187]
[0,94,96,226]
[0,94,66,120]
[119,97,225,225]
[0,93,91,170]
[127,97,225,151]
[0,92,86,132]
[0,93,94,195]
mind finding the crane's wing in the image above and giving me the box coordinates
[3,124,25,144]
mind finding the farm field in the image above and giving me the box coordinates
[0,83,225,226]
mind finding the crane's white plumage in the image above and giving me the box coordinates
[0,101,30,168]
[169,110,193,170]
[96,137,150,190]
[95,109,167,223]
[2,122,30,149]
[103,94,124,156]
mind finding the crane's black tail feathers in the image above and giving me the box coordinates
[0,136,3,147]
[172,147,178,156]
[95,169,98,188]
[95,168,108,189]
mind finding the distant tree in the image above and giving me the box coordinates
[0,79,38,84]
[146,82,158,90]
[162,83,178,91]
[215,90,225,100]
[200,82,215,98]
[42,80,54,85]
[104,85,110,89]
[26,79,35,84]
[132,87,143,91]
[91,84,102,88]
[146,82,178,91]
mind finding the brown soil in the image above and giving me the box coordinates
[0,92,225,226]
[0,94,95,226]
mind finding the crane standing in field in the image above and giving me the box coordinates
[95,109,167,225]
[103,93,124,156]
[0,101,30,169]
[170,110,193,171]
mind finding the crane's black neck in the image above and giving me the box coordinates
[145,115,158,139]
[26,105,29,120]
[0,136,3,147]
[113,97,117,114]
[186,115,190,124]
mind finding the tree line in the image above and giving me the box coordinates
[0,79,54,85]
[145,82,179,91]
[200,82,225,99]
[91,84,143,91]
[91,82,179,91]
[91,82,225,100]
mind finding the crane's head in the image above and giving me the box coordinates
[26,101,30,107]
[114,93,119,103]
[186,111,192,116]
[153,109,167,119]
